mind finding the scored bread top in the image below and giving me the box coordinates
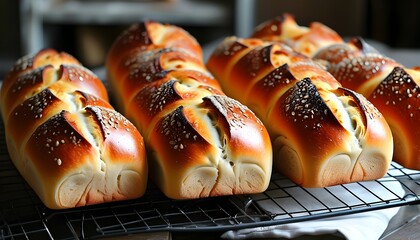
[207,36,393,187]
[1,49,147,209]
[106,21,273,199]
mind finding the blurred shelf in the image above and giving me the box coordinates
[20,0,233,54]
[39,0,230,25]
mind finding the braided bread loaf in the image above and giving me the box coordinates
[0,49,147,209]
[106,21,272,199]
[207,37,393,187]
[253,14,420,170]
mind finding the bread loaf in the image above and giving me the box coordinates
[314,39,420,170]
[1,49,147,209]
[252,14,420,170]
[207,37,393,187]
[252,13,343,57]
[106,21,272,199]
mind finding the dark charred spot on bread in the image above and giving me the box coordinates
[87,106,132,138]
[118,22,152,49]
[8,88,60,145]
[283,78,334,129]
[159,106,205,151]
[16,88,57,120]
[238,45,273,78]
[252,14,296,39]
[148,80,179,114]
[372,67,420,118]
[135,79,181,117]
[10,66,47,95]
[125,51,166,84]
[216,38,248,57]
[261,63,297,88]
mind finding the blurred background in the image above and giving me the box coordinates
[1,0,420,79]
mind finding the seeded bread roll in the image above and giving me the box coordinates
[314,39,420,170]
[0,49,147,209]
[207,37,393,187]
[106,21,272,199]
[252,14,420,170]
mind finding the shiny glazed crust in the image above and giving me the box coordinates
[252,13,343,57]
[106,21,272,199]
[1,49,148,209]
[314,39,420,169]
[207,37,393,187]
[253,14,420,170]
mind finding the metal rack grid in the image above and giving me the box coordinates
[0,120,419,239]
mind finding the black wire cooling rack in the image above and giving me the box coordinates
[0,119,419,240]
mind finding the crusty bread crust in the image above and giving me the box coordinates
[1,49,148,209]
[106,21,272,199]
[207,37,393,187]
[251,14,419,170]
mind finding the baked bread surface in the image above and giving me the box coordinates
[207,37,393,187]
[1,49,148,209]
[106,21,272,199]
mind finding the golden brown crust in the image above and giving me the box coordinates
[252,13,343,57]
[284,21,420,169]
[251,14,419,170]
[1,49,147,209]
[2,64,109,121]
[207,37,393,187]
[106,21,272,199]
[1,49,80,112]
[314,39,402,96]
[313,36,419,170]
[369,67,420,169]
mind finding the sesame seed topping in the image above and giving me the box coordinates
[372,67,419,118]
[261,63,296,89]
[10,67,44,94]
[160,106,198,151]
[204,95,256,129]
[57,159,62,166]
[217,39,246,57]
[150,81,173,111]
[283,78,331,129]
[321,46,397,88]
[88,106,131,138]
[11,53,35,73]
[270,24,278,32]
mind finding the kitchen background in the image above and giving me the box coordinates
[1,0,420,79]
